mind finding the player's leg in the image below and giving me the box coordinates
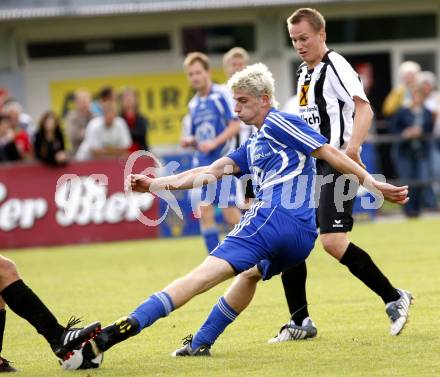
[0,297,17,372]
[0,255,100,359]
[268,261,317,343]
[221,206,242,228]
[91,256,236,353]
[318,162,412,335]
[199,204,220,252]
[173,266,262,356]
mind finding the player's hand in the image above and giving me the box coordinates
[180,136,196,148]
[370,179,409,205]
[126,174,154,193]
[198,140,217,153]
[345,146,366,169]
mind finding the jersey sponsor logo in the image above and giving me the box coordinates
[298,105,321,127]
[299,84,309,106]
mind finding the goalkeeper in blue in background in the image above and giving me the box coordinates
[80,63,408,361]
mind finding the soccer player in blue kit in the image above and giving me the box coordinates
[181,52,242,253]
[79,63,408,361]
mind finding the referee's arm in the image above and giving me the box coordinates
[345,96,374,168]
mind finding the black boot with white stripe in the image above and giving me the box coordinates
[385,289,414,336]
[51,317,101,359]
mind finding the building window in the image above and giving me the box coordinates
[285,13,436,45]
[27,35,170,59]
[326,14,436,43]
[182,24,255,55]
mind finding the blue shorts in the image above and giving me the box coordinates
[211,202,318,280]
[190,176,237,207]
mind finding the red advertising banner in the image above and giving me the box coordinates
[0,158,159,249]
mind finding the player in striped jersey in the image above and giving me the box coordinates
[269,8,413,343]
[181,52,242,253]
[81,63,408,360]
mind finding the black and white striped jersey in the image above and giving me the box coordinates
[295,49,369,150]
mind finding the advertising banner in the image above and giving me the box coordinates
[50,69,226,146]
[0,159,159,249]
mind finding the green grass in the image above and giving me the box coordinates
[2,217,440,377]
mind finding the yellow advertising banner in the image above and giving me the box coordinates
[50,69,226,145]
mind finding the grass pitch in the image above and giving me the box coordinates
[2,217,440,377]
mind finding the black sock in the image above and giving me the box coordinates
[281,262,309,325]
[0,309,5,354]
[0,280,64,345]
[340,243,400,304]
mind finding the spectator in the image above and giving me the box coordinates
[64,89,94,156]
[34,111,68,166]
[383,61,420,118]
[419,71,440,196]
[0,88,10,112]
[2,99,35,137]
[391,83,437,217]
[91,86,115,117]
[0,114,21,162]
[76,100,132,161]
[119,88,148,152]
[2,100,33,160]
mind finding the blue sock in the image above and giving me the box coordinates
[202,227,220,253]
[191,297,238,350]
[130,291,175,332]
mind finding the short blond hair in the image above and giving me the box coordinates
[227,63,278,108]
[183,52,210,71]
[287,8,326,32]
[222,47,249,67]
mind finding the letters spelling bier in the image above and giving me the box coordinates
[0,178,154,231]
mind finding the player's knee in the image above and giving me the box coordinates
[320,235,346,259]
[240,266,262,282]
[0,256,19,281]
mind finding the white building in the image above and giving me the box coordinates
[1,0,439,148]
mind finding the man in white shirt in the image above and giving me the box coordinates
[76,100,132,161]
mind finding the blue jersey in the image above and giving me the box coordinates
[189,84,237,167]
[227,108,327,225]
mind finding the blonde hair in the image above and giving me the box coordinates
[287,8,326,32]
[222,47,249,66]
[183,52,210,71]
[227,63,278,108]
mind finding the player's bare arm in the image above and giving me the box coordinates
[345,96,374,168]
[198,119,241,153]
[128,156,240,193]
[312,144,408,204]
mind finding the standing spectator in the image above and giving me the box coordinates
[64,89,94,156]
[391,83,437,217]
[2,99,35,138]
[419,71,440,193]
[76,100,132,161]
[119,88,148,152]
[0,114,21,163]
[34,111,68,166]
[91,86,115,117]
[383,61,421,118]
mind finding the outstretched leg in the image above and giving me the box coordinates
[93,256,236,353]
[173,266,262,356]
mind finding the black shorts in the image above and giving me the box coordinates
[315,160,357,234]
[244,179,255,199]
